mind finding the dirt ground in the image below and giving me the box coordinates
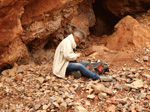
[77,35,149,70]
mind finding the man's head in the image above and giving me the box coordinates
[73,30,85,45]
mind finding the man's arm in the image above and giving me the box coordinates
[76,53,82,57]
[62,43,78,61]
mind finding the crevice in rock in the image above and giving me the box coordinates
[0,64,12,74]
[90,0,120,37]
[43,37,57,50]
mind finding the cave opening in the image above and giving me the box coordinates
[90,0,120,37]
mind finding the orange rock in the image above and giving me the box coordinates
[106,15,150,51]
[15,74,23,81]
[106,97,116,104]
[0,1,28,69]
[106,105,116,112]
[92,84,114,95]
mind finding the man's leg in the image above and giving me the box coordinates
[78,62,89,67]
[66,62,99,80]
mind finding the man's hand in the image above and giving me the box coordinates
[76,53,82,57]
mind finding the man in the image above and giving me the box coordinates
[53,30,112,81]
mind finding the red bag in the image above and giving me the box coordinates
[86,60,109,75]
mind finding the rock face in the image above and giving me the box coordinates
[0,0,150,70]
[21,0,80,44]
[0,1,28,69]
[0,0,95,70]
[102,0,150,18]
[92,0,150,36]
[106,15,150,51]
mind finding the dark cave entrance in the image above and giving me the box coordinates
[90,0,120,37]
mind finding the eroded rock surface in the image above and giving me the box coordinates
[106,15,150,51]
[102,0,150,18]
[0,0,27,69]
[0,0,95,70]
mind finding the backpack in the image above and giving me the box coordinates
[86,60,109,75]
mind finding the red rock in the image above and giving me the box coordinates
[0,1,28,68]
[70,0,95,37]
[15,74,23,81]
[102,0,150,17]
[106,105,116,112]
[106,97,116,104]
[22,0,71,25]
[106,16,150,51]
[0,38,29,68]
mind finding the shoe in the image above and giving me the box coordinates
[98,76,113,82]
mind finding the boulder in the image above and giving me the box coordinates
[106,15,150,51]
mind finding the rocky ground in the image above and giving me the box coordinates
[0,35,150,112]
[0,0,150,111]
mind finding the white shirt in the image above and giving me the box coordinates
[53,34,78,78]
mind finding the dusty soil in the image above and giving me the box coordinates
[78,35,148,69]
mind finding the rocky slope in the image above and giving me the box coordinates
[0,0,150,111]
[0,40,150,111]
